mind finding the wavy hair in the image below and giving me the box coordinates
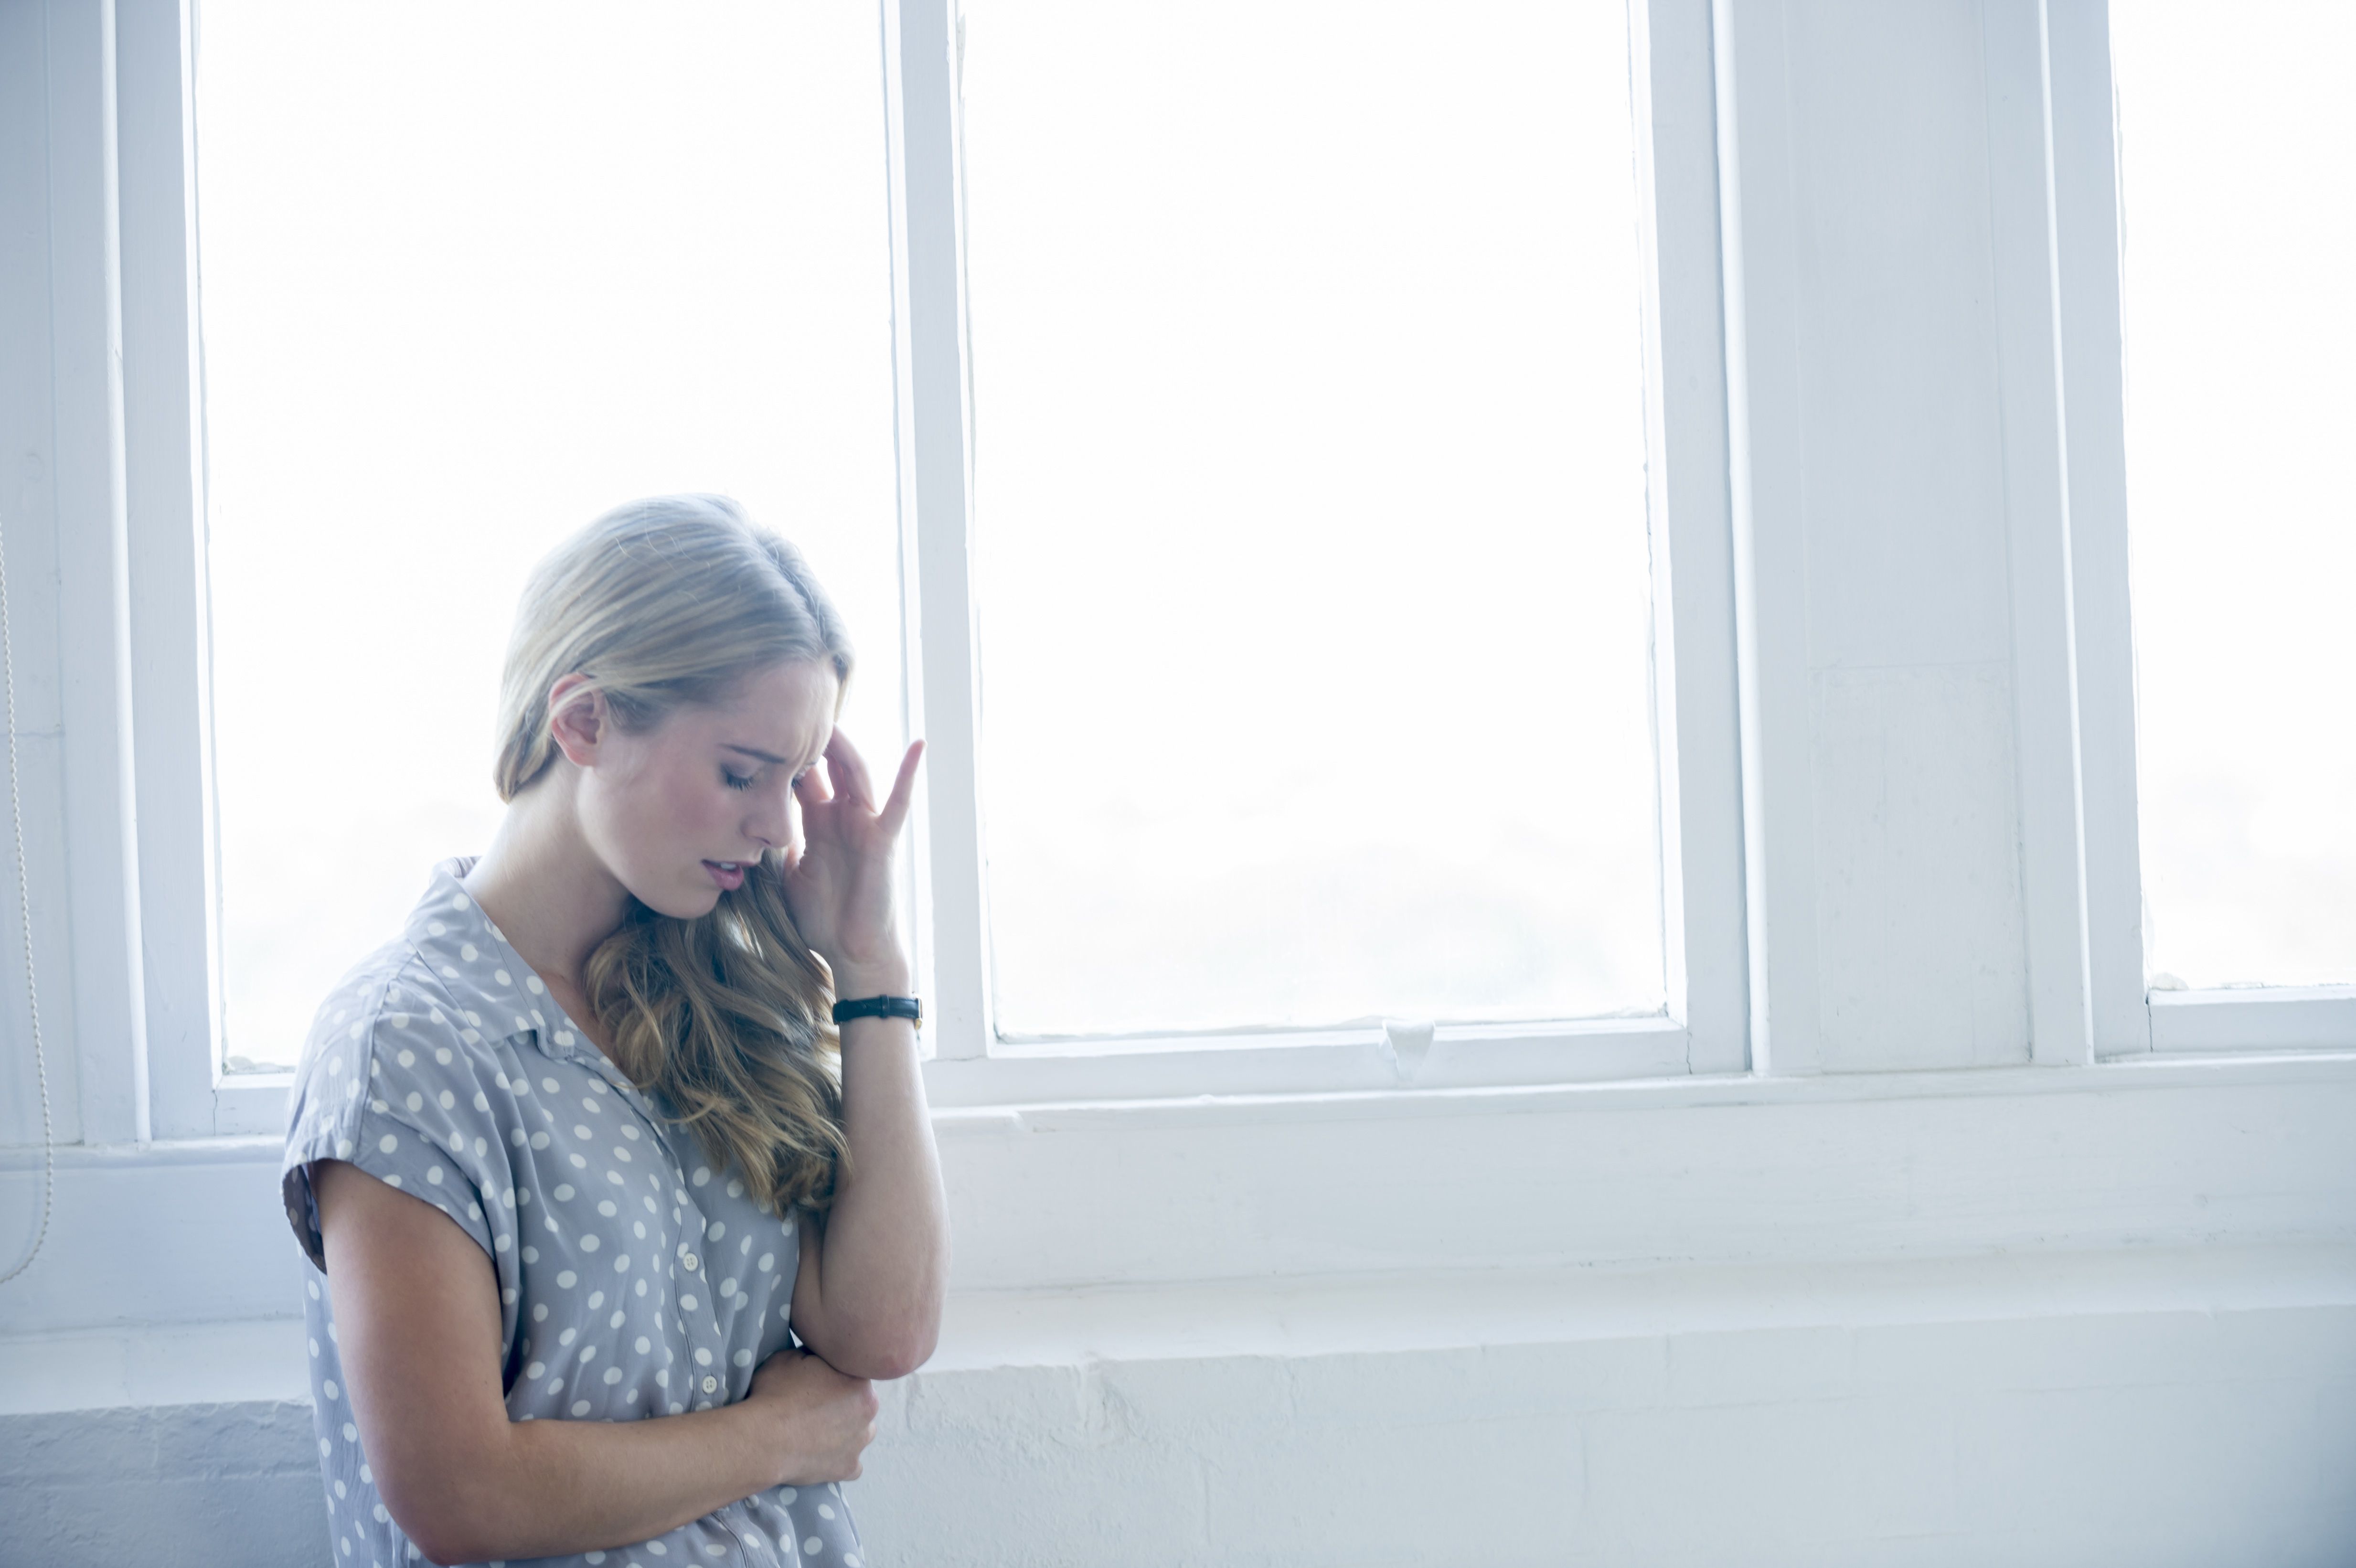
[493,494,857,1215]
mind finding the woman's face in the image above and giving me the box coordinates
[573,658,840,919]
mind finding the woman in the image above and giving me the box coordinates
[279,494,946,1567]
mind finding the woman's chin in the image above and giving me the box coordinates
[631,878,725,921]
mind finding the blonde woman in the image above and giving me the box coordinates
[278,495,943,1568]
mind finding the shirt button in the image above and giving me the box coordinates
[682,1254,700,1272]
[702,1375,718,1394]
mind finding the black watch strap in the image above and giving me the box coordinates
[831,994,922,1029]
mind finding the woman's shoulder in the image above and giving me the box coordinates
[280,936,516,1273]
[294,935,479,1080]
[292,859,542,1077]
[285,876,546,1142]
[284,949,504,1188]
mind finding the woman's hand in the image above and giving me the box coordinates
[744,1346,881,1486]
[780,730,924,993]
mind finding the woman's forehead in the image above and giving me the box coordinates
[703,659,837,764]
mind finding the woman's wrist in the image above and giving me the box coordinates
[827,953,913,1001]
[722,1388,807,1493]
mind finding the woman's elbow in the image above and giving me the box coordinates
[378,1461,511,1565]
[830,1318,939,1381]
[387,1503,480,1568]
[874,1334,938,1381]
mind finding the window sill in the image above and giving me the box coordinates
[2142,985,2356,1055]
[924,1045,2356,1133]
[181,1016,1704,1132]
[921,1015,1692,1107]
[4,1043,2353,1156]
[6,1050,2351,1338]
[214,1073,296,1136]
[122,988,2356,1136]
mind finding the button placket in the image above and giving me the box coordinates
[570,1036,704,1411]
[669,1158,726,1409]
[640,1096,756,1413]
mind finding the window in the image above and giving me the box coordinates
[2043,0,2356,1055]
[959,0,1663,1039]
[118,0,1739,1129]
[190,1,903,1075]
[891,0,1743,1097]
[2107,1,2356,995]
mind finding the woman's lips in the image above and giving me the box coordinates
[703,860,746,891]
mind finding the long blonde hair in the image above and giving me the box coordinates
[493,494,857,1215]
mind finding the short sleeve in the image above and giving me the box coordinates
[281,965,507,1273]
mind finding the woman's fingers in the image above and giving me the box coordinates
[824,729,877,812]
[877,739,926,839]
[799,731,922,844]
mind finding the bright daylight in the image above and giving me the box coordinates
[1,2,2350,1564]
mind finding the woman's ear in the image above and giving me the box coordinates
[546,674,607,767]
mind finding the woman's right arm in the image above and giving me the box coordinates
[314,1158,879,1566]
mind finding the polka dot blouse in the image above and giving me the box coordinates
[281,858,867,1568]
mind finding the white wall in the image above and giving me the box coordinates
[0,0,96,1159]
[2,0,2353,1564]
[861,1254,2356,1568]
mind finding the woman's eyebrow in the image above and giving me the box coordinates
[723,743,790,765]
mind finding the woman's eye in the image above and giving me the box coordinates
[723,770,756,791]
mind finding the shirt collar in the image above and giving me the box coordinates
[405,857,661,1115]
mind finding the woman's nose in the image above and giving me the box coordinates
[744,783,799,853]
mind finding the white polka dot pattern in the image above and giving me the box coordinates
[281,859,859,1567]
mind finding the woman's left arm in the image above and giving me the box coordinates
[793,998,944,1380]
[781,731,948,1381]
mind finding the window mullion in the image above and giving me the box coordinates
[1639,0,1749,1075]
[1985,0,2095,1068]
[119,0,228,1138]
[2045,0,2150,1056]
[885,0,993,1062]
[49,0,154,1144]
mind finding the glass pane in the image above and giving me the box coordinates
[962,0,1663,1036]
[196,2,899,1070]
[2111,1,2356,990]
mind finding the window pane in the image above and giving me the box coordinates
[196,3,899,1070]
[2111,2,2356,989]
[962,0,1663,1036]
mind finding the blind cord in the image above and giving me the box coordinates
[0,510,53,1287]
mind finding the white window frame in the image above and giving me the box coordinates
[883,0,1749,1107]
[2040,0,2356,1059]
[114,0,1748,1137]
[90,0,2345,1141]
[111,0,274,1137]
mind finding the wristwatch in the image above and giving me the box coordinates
[831,994,922,1030]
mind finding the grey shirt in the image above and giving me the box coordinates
[281,858,867,1568]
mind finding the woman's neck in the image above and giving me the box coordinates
[461,776,631,995]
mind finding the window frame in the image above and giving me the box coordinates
[2041,0,2356,1059]
[883,0,1749,1107]
[103,0,2346,1139]
[118,0,280,1138]
[122,0,1749,1137]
